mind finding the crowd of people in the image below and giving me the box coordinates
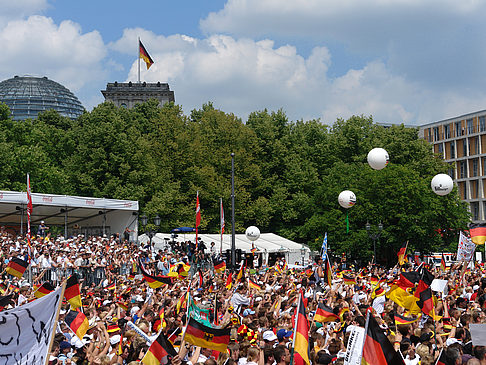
[1,227,486,365]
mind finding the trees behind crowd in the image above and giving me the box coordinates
[0,101,470,264]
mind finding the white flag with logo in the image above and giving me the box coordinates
[457,231,475,261]
[0,286,63,364]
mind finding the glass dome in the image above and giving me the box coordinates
[0,75,84,121]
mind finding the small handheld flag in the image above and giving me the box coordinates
[6,257,29,278]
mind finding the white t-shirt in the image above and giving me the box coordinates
[372,296,386,314]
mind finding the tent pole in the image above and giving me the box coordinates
[64,206,68,238]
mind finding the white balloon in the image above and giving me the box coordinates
[367,148,389,170]
[245,226,260,241]
[338,190,356,209]
[431,174,454,196]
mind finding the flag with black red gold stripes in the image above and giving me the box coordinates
[184,316,231,352]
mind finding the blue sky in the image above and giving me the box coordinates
[1,0,486,125]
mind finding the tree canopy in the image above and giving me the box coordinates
[0,101,470,263]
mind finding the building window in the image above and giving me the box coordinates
[448,167,454,179]
[463,140,468,156]
[480,116,486,132]
[450,141,455,158]
[460,161,467,178]
[444,124,450,139]
[455,121,462,136]
[437,143,443,155]
[427,128,432,142]
[471,202,479,220]
[467,119,474,134]
[433,127,440,141]
[473,159,478,177]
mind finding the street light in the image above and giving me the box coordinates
[300,247,306,266]
[366,222,383,263]
[139,214,161,247]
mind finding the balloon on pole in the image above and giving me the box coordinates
[367,148,389,170]
[245,226,260,241]
[431,174,453,196]
[338,190,356,209]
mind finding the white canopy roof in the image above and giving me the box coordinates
[141,232,310,254]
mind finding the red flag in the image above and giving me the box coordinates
[196,192,201,227]
[26,173,33,259]
[220,198,225,235]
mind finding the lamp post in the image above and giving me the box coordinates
[300,247,306,266]
[366,222,383,263]
[140,214,160,247]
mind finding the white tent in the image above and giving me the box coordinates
[140,232,312,265]
[0,190,139,238]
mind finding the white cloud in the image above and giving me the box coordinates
[0,15,107,93]
[111,28,486,125]
[0,0,48,26]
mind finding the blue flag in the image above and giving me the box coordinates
[321,232,328,261]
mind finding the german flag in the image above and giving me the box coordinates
[107,323,121,333]
[248,278,261,291]
[440,254,446,271]
[343,274,356,285]
[198,270,204,288]
[442,317,453,332]
[117,301,128,311]
[6,257,28,278]
[116,333,124,356]
[371,285,385,299]
[435,349,447,365]
[396,271,419,289]
[139,261,174,289]
[0,294,14,311]
[370,275,379,286]
[236,262,245,282]
[167,327,182,344]
[213,258,226,273]
[225,272,233,290]
[397,242,408,265]
[185,316,231,352]
[176,263,190,277]
[361,312,405,365]
[292,292,310,365]
[314,303,339,323]
[139,40,154,70]
[338,307,349,322]
[470,223,486,245]
[142,331,177,365]
[65,274,82,309]
[324,258,332,287]
[394,313,419,325]
[128,272,135,281]
[34,282,54,298]
[65,310,89,339]
[106,282,116,290]
[176,291,188,314]
[415,268,435,317]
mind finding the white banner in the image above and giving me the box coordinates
[457,232,475,262]
[0,286,63,364]
[343,326,365,365]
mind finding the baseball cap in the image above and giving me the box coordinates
[277,329,292,341]
[262,330,278,341]
[242,308,255,317]
[59,341,72,350]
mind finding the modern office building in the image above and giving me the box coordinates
[101,81,175,109]
[419,110,486,222]
[0,75,84,120]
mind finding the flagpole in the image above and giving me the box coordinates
[195,191,199,249]
[137,37,141,84]
[44,281,67,365]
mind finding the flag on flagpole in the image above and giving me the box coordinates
[139,40,154,70]
[142,332,177,365]
[139,260,174,289]
[34,282,55,299]
[6,257,29,278]
[65,310,90,340]
[220,198,225,235]
[324,257,332,287]
[394,313,419,326]
[292,291,310,365]
[65,274,82,309]
[225,272,233,290]
[26,173,33,260]
[440,254,446,271]
[361,311,405,364]
[213,258,226,273]
[195,191,201,248]
[313,303,339,323]
[321,233,328,261]
[248,278,261,291]
[397,242,408,265]
[184,316,231,352]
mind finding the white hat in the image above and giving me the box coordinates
[109,334,121,345]
[130,306,140,316]
[473,285,480,291]
[262,330,278,341]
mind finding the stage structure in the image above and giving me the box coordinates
[0,190,138,239]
